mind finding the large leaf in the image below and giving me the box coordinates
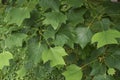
[43,12,67,30]
[42,46,67,67]
[0,51,13,69]
[27,37,47,66]
[76,27,93,49]
[62,64,83,80]
[5,33,27,48]
[91,29,120,48]
[4,7,30,26]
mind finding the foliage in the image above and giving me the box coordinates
[0,0,120,80]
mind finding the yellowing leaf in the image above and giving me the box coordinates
[4,7,30,26]
[62,64,83,80]
[43,12,67,30]
[91,29,120,48]
[0,51,13,69]
[42,46,67,67]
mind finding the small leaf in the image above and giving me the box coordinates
[62,64,83,80]
[91,29,120,48]
[76,27,93,49]
[0,51,13,69]
[43,12,67,30]
[16,66,26,79]
[107,68,116,76]
[42,46,67,67]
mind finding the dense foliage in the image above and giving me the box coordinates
[0,0,120,80]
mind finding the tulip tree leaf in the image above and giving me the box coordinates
[4,7,30,26]
[76,27,93,49]
[42,46,67,67]
[62,64,83,80]
[5,33,27,48]
[43,12,67,30]
[91,29,120,48]
[0,51,13,69]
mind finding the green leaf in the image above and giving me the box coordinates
[107,68,116,76]
[91,29,120,48]
[42,46,67,67]
[93,74,114,80]
[43,27,56,40]
[92,18,111,32]
[105,50,120,70]
[90,61,106,76]
[76,27,93,49]
[43,12,67,30]
[54,34,69,46]
[27,38,47,65]
[67,8,86,26]
[39,0,60,12]
[16,66,26,79]
[5,33,27,48]
[0,51,13,69]
[62,64,83,80]
[4,7,30,26]
[63,0,84,7]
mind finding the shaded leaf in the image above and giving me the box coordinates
[39,0,60,11]
[90,61,106,76]
[63,0,84,7]
[67,8,86,26]
[27,38,47,65]
[54,34,69,46]
[105,50,120,70]
[93,74,115,80]
[5,33,27,48]
[76,27,93,49]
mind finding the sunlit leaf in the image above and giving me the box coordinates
[42,46,67,67]
[91,29,120,48]
[0,51,13,69]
